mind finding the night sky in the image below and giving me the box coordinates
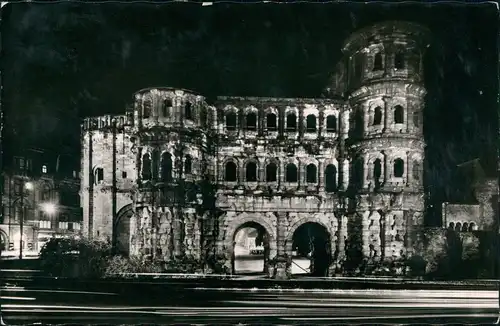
[2,3,498,223]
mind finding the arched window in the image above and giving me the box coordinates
[395,52,405,69]
[285,163,298,182]
[393,158,404,178]
[413,111,419,127]
[143,100,152,119]
[325,164,337,192]
[412,161,421,182]
[266,113,277,131]
[246,112,257,130]
[142,154,151,180]
[469,222,476,231]
[162,98,172,117]
[326,115,337,132]
[373,158,382,189]
[160,152,172,182]
[245,161,257,182]
[226,112,237,131]
[373,53,383,71]
[266,162,277,182]
[185,102,193,120]
[94,168,104,185]
[306,164,317,183]
[373,106,382,126]
[462,222,469,232]
[225,161,237,182]
[306,114,316,132]
[151,150,160,180]
[394,105,404,124]
[454,222,461,232]
[286,113,297,131]
[185,155,192,174]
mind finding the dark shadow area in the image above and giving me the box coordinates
[292,222,331,277]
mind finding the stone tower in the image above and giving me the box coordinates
[342,21,431,261]
[130,88,210,260]
[81,114,136,247]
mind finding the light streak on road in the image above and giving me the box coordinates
[224,300,496,308]
[1,288,118,296]
[191,287,498,298]
[0,296,36,301]
[281,313,500,321]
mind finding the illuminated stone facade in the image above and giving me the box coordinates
[81,21,433,276]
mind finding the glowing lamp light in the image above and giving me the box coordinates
[42,203,57,215]
[24,182,34,191]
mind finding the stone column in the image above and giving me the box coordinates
[362,153,369,190]
[173,211,183,257]
[405,210,414,256]
[363,103,369,134]
[406,102,411,133]
[342,159,349,191]
[318,160,324,190]
[273,212,290,279]
[406,152,412,186]
[384,152,391,184]
[383,97,392,132]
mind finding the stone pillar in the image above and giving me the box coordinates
[405,210,414,256]
[273,212,290,279]
[406,152,412,186]
[342,159,349,191]
[363,103,369,134]
[406,103,411,133]
[318,160,324,190]
[173,210,183,257]
[383,97,392,132]
[362,154,369,190]
[384,152,391,184]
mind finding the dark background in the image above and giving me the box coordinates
[2,2,498,226]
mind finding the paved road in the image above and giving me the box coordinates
[1,279,498,324]
[234,245,311,275]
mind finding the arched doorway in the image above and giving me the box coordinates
[115,205,134,256]
[291,222,331,277]
[0,230,8,253]
[232,221,270,275]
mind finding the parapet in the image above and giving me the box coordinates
[81,114,133,132]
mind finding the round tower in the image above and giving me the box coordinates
[342,21,431,261]
[130,87,209,260]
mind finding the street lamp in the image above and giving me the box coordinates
[19,181,33,260]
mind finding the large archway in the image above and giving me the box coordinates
[222,212,278,275]
[232,221,270,275]
[114,204,134,256]
[289,222,332,277]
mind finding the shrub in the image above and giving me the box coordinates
[39,237,112,278]
[103,255,164,278]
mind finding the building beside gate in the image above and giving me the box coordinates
[0,148,82,257]
[81,21,441,276]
